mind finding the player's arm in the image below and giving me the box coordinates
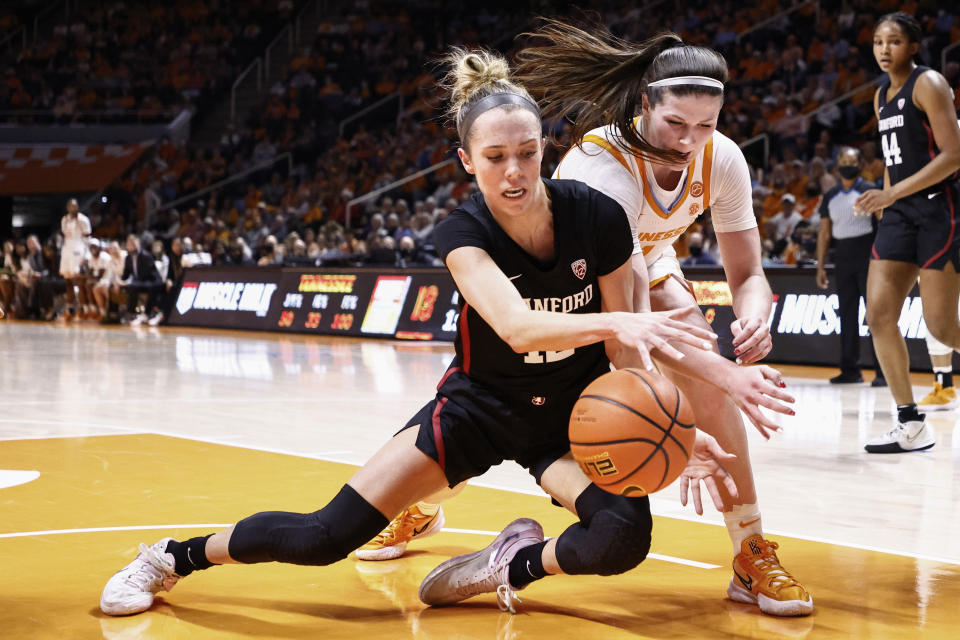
[445,246,714,369]
[815,217,832,289]
[857,71,960,213]
[709,137,774,363]
[630,253,652,312]
[600,254,793,438]
[716,227,773,363]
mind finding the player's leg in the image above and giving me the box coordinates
[100,424,451,616]
[418,454,652,613]
[649,274,812,616]
[865,259,919,403]
[863,259,929,452]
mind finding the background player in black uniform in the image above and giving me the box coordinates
[99,47,762,619]
[856,13,960,453]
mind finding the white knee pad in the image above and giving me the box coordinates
[925,331,953,357]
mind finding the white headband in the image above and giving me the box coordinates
[647,75,725,90]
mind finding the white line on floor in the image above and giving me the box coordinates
[3,420,959,567]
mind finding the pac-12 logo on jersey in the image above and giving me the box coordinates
[690,181,704,198]
[897,98,905,110]
[571,259,586,280]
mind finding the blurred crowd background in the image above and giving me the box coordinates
[0,0,958,323]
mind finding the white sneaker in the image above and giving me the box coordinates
[129,313,149,327]
[864,419,935,453]
[100,538,182,616]
[147,311,164,326]
[418,518,543,613]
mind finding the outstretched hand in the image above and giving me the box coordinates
[720,364,795,439]
[679,432,739,515]
[611,306,717,372]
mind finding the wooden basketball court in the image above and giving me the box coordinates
[1,322,957,638]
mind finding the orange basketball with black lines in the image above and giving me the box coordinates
[569,368,696,497]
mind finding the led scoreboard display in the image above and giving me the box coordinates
[171,266,461,341]
[170,265,948,370]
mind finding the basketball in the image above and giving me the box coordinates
[569,368,697,497]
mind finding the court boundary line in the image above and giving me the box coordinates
[3,425,960,567]
[0,523,722,569]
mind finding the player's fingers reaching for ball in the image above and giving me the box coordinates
[690,481,704,515]
[759,365,788,389]
[742,405,782,439]
[646,334,687,363]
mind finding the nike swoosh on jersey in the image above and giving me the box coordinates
[928,192,940,200]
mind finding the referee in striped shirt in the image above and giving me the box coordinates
[816,146,885,386]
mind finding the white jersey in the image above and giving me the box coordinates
[60,213,92,276]
[554,121,755,267]
[61,213,91,246]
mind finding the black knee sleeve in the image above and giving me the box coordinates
[228,485,389,566]
[555,484,652,576]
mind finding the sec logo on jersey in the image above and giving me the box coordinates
[690,181,704,198]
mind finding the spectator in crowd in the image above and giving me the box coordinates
[257,240,277,266]
[815,146,883,386]
[681,232,718,267]
[120,234,162,326]
[0,240,18,318]
[765,194,805,251]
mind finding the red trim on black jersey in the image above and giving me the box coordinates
[923,186,957,269]
[431,397,448,470]
[922,120,937,162]
[435,365,462,390]
[458,302,472,375]
[872,244,880,260]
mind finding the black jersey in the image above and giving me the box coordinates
[878,65,959,191]
[432,178,633,394]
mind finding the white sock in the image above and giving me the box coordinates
[723,503,762,554]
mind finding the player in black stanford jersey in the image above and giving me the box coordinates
[98,47,762,619]
[855,12,960,453]
[856,12,960,454]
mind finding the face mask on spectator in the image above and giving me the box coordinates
[838,165,860,180]
[805,186,819,197]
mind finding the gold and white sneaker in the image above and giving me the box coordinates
[727,535,813,617]
[356,504,445,561]
[917,382,957,412]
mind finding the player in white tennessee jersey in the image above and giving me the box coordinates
[514,19,812,616]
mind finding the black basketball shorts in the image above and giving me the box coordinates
[872,181,960,270]
[399,364,605,487]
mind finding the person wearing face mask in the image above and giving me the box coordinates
[816,146,884,386]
